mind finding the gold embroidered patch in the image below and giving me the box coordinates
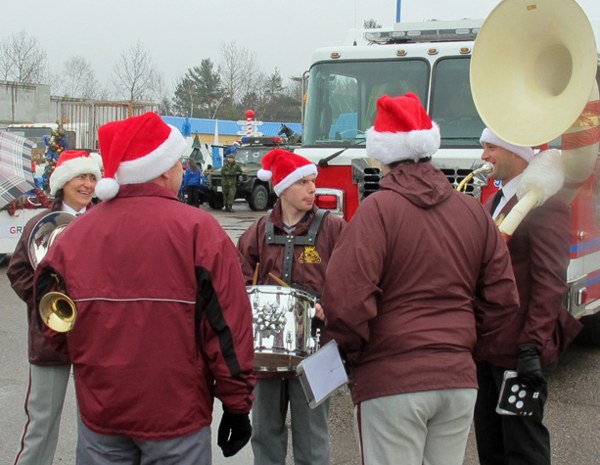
[299,246,322,264]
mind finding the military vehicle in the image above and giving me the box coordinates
[207,136,292,211]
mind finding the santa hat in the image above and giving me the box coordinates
[49,150,103,195]
[95,112,186,201]
[257,149,318,196]
[366,93,440,164]
[479,128,534,163]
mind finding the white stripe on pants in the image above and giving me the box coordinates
[355,388,477,465]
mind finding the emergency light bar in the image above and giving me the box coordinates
[240,136,283,146]
[365,20,481,45]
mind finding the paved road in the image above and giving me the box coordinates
[1,201,599,465]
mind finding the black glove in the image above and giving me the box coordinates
[217,409,251,457]
[517,344,546,391]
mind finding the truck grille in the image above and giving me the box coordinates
[360,167,382,199]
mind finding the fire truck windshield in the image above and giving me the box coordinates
[303,56,485,149]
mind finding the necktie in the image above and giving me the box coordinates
[490,189,503,215]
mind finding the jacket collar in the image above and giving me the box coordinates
[268,202,317,235]
[115,183,179,201]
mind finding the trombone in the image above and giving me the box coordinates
[28,212,78,333]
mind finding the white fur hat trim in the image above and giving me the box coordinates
[366,123,441,164]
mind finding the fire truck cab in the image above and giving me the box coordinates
[295,19,600,343]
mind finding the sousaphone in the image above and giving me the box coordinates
[470,0,597,148]
[470,0,600,239]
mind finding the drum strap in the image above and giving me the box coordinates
[265,209,329,285]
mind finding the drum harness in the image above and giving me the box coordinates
[265,209,329,286]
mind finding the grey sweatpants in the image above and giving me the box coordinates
[76,415,212,465]
[14,363,71,465]
[251,377,331,465]
[355,388,477,465]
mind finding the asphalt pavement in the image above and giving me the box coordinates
[1,201,599,465]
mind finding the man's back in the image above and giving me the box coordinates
[322,162,518,404]
[38,183,255,440]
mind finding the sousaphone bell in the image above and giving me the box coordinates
[28,212,78,332]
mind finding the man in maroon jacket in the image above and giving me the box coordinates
[237,148,346,465]
[35,113,255,464]
[474,128,582,465]
[321,94,520,465]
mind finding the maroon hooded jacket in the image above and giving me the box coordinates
[321,161,520,405]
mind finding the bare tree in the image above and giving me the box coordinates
[363,19,382,29]
[218,41,262,107]
[112,41,160,101]
[56,56,106,99]
[0,30,48,83]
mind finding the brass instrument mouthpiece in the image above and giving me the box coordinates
[476,162,494,175]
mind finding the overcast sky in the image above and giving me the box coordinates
[5,0,600,92]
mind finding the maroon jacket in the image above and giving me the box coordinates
[35,183,255,440]
[477,194,582,368]
[8,205,70,365]
[237,203,346,294]
[321,162,520,404]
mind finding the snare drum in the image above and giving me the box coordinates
[247,285,318,372]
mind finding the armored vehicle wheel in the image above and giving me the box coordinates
[249,185,269,211]
[208,192,224,210]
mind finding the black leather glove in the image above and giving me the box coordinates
[217,409,251,457]
[517,344,546,391]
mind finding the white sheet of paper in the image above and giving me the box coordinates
[297,339,349,408]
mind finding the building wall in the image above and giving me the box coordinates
[0,81,52,124]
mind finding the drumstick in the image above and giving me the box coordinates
[252,263,260,286]
[268,272,289,287]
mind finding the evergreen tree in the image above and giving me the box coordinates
[173,59,222,118]
[41,126,67,193]
[196,59,221,118]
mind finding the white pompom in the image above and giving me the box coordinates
[95,178,120,201]
[518,149,564,206]
[257,169,272,181]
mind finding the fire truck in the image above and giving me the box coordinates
[295,18,600,343]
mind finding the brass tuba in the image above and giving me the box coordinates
[28,212,78,332]
[469,0,599,239]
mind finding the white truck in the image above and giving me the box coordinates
[295,18,600,343]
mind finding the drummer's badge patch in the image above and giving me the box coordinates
[299,246,321,264]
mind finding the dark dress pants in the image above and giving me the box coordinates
[474,362,551,465]
[186,186,200,207]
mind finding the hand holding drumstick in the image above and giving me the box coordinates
[268,272,325,321]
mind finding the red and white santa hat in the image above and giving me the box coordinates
[49,150,103,195]
[95,112,187,201]
[366,93,440,164]
[257,148,318,196]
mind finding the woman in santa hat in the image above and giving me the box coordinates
[7,150,102,465]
